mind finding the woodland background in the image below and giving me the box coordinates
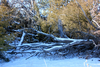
[0,0,100,62]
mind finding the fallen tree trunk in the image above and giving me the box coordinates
[7,38,94,57]
[8,28,99,59]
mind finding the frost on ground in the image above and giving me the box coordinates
[0,55,100,67]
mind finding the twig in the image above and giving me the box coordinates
[92,40,97,47]
[92,19,100,28]
[26,53,36,60]
[44,59,47,67]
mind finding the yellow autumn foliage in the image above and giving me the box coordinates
[40,0,96,36]
[0,2,13,51]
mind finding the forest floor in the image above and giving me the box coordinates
[0,37,100,67]
[0,54,100,67]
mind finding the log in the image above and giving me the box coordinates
[8,28,98,58]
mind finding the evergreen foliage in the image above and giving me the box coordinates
[0,1,12,51]
[38,0,96,38]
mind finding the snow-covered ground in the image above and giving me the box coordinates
[1,36,99,67]
[0,56,100,67]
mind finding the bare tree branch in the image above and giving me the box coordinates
[18,31,26,46]
[75,0,98,30]
[58,19,69,38]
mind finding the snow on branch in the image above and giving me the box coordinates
[8,27,95,57]
[18,31,26,46]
